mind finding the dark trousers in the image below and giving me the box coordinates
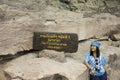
[90,72,107,80]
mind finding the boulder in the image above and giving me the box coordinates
[0,5,44,55]
[39,50,66,63]
[4,53,88,80]
[0,66,12,80]
[108,54,120,80]
[0,68,6,80]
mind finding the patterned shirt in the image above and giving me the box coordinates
[84,52,107,76]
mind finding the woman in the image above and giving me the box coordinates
[84,41,108,80]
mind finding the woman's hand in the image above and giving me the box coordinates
[90,68,95,75]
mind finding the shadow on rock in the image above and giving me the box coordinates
[39,74,68,80]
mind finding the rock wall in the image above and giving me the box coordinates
[0,0,120,55]
[0,4,45,55]
[0,0,120,80]
[108,54,120,80]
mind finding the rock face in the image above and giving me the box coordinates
[0,66,11,80]
[0,0,120,55]
[0,0,120,80]
[4,53,88,80]
[0,5,45,55]
[39,50,66,62]
[0,68,6,80]
[108,54,120,80]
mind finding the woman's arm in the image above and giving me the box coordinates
[84,61,95,75]
[84,61,93,70]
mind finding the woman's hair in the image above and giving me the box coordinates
[90,46,100,57]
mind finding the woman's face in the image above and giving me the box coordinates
[91,45,97,52]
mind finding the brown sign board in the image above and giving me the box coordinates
[33,32,78,53]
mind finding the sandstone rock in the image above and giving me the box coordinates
[109,41,120,47]
[108,54,120,80]
[0,5,45,55]
[0,68,6,80]
[0,0,119,80]
[1,0,120,12]
[0,66,11,80]
[78,0,86,3]
[44,7,120,40]
[109,54,120,70]
[39,50,66,62]
[109,70,120,80]
[0,0,46,11]
[0,1,120,56]
[4,53,88,80]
